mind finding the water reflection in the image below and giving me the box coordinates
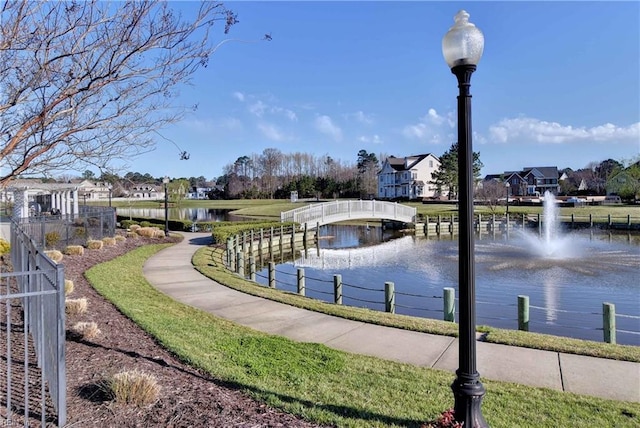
[117,207,235,222]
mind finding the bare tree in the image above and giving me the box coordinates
[0,1,239,186]
[476,179,507,213]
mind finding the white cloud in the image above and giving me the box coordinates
[248,100,267,117]
[402,107,456,144]
[315,115,343,141]
[232,91,245,102]
[272,106,298,122]
[257,122,285,141]
[345,111,374,125]
[359,134,383,144]
[488,117,640,144]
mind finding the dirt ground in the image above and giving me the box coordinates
[58,234,329,427]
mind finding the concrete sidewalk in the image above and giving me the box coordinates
[142,232,640,403]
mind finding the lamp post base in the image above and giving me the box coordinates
[452,371,488,428]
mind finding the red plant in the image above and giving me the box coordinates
[421,408,464,428]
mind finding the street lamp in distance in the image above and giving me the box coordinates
[163,176,170,237]
[442,9,487,428]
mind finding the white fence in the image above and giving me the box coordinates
[281,200,416,229]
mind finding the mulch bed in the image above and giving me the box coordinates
[57,234,329,427]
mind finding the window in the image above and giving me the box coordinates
[429,160,433,168]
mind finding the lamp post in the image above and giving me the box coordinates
[108,185,112,207]
[505,182,510,216]
[442,10,487,427]
[163,176,170,237]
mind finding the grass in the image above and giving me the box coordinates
[193,246,640,363]
[85,244,640,427]
[105,369,160,406]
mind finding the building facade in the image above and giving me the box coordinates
[377,154,441,200]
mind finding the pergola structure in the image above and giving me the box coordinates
[7,183,80,219]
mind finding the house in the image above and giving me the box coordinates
[377,154,440,200]
[76,180,112,201]
[485,166,561,197]
[130,184,161,199]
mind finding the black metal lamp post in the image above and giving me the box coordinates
[505,182,510,216]
[163,176,170,237]
[442,10,487,428]
[108,185,112,207]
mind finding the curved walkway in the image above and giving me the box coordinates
[142,232,640,403]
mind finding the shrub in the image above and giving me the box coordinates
[102,237,116,246]
[0,238,10,255]
[136,227,159,238]
[125,231,138,239]
[64,245,84,256]
[44,250,64,263]
[120,220,138,230]
[65,298,88,315]
[70,322,101,339]
[74,227,87,238]
[64,279,75,294]
[105,369,160,406]
[86,239,104,250]
[154,229,166,238]
[139,221,152,228]
[115,235,126,243]
[45,231,61,248]
[129,224,141,232]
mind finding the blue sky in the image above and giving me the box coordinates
[139,1,639,180]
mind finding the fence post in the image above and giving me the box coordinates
[589,213,593,228]
[491,214,495,231]
[297,268,305,296]
[236,251,244,277]
[603,302,616,344]
[268,261,276,289]
[477,213,481,232]
[384,281,395,314]
[226,238,233,268]
[249,255,256,281]
[518,295,529,331]
[443,287,455,322]
[450,214,454,234]
[571,213,575,229]
[628,215,631,228]
[425,215,429,236]
[334,274,342,305]
[608,214,612,228]
[537,213,541,234]
[437,215,441,234]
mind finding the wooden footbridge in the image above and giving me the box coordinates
[280,200,416,229]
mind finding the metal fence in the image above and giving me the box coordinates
[0,218,66,426]
[16,206,116,250]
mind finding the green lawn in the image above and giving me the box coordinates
[84,243,640,428]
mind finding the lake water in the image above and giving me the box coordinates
[258,225,640,345]
[117,207,236,222]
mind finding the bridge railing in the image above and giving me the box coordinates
[281,200,416,227]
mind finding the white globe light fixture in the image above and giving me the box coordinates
[442,10,488,428]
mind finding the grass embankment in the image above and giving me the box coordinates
[85,244,640,428]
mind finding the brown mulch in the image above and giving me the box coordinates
[59,235,330,428]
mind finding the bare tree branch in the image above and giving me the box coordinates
[0,0,240,186]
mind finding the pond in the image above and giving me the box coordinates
[257,224,640,345]
[116,207,239,222]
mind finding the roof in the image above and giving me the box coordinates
[384,153,438,172]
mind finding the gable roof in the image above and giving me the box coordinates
[384,153,438,172]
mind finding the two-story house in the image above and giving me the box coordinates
[486,166,561,197]
[377,154,440,200]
